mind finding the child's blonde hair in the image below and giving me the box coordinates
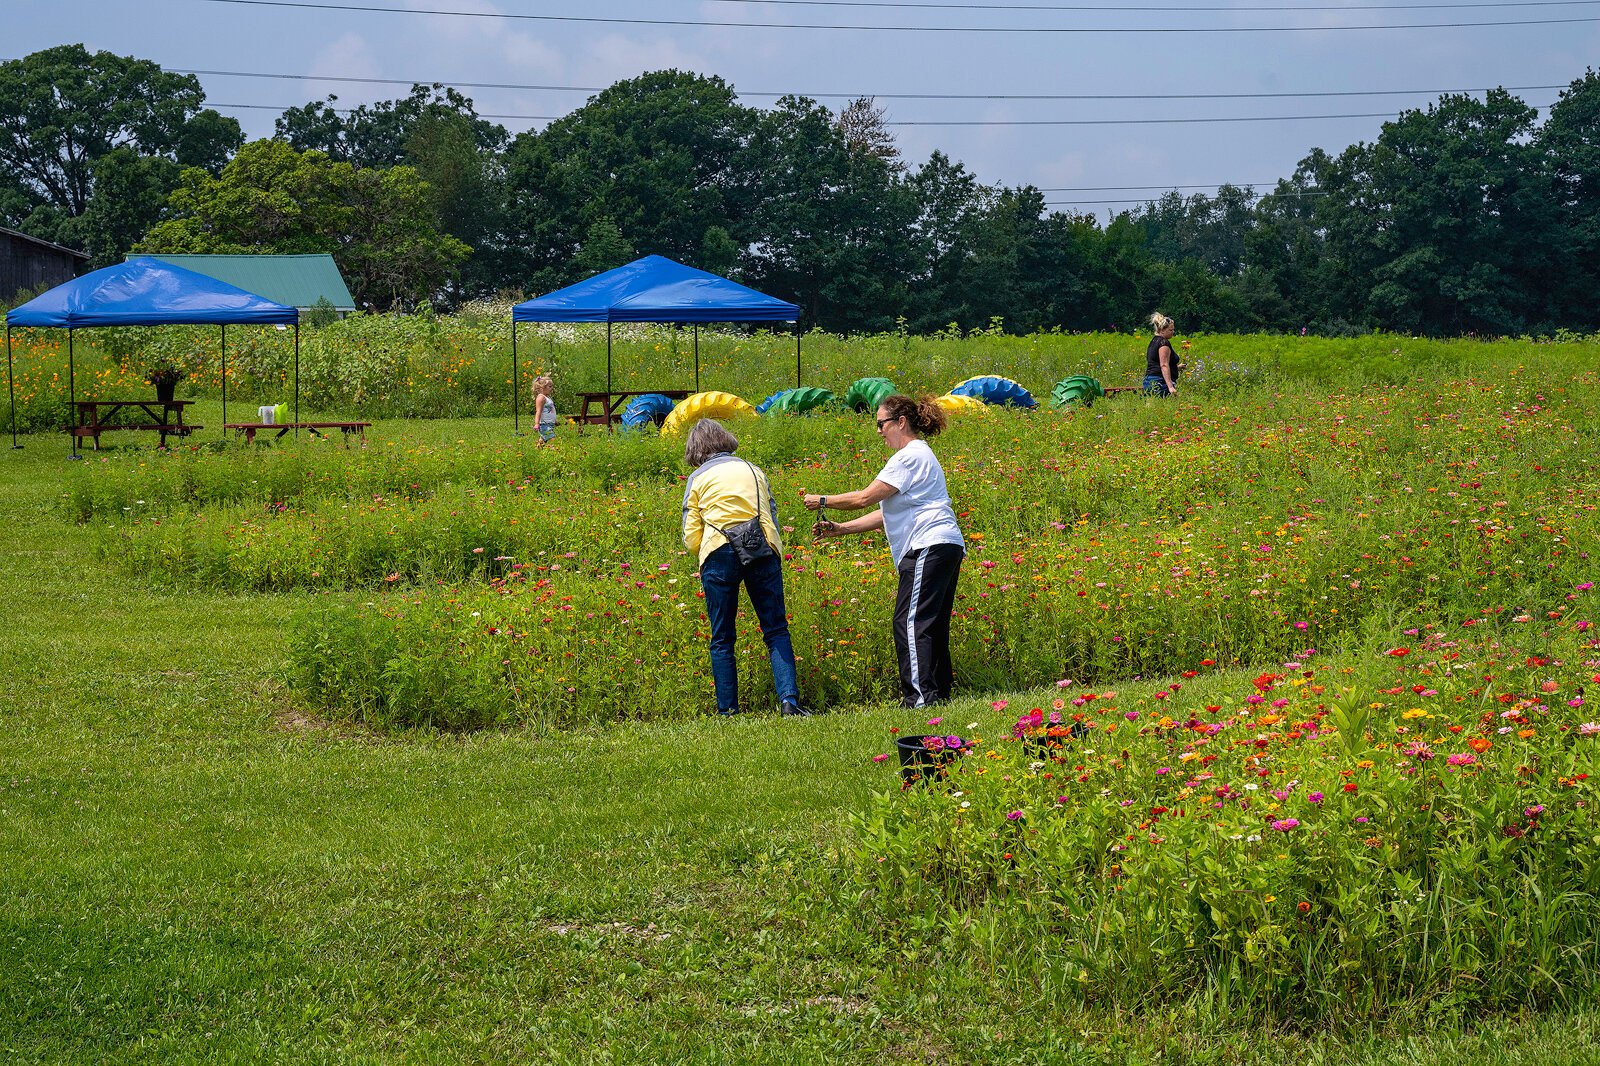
[532,375,554,395]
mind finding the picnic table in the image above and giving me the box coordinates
[73,400,200,450]
[224,421,371,445]
[572,390,693,433]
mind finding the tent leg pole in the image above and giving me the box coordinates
[294,324,300,437]
[512,321,519,436]
[694,324,699,394]
[68,329,78,459]
[7,327,19,449]
[606,322,612,395]
[220,324,226,441]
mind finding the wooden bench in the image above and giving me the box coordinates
[74,399,199,450]
[572,390,693,433]
[225,422,370,445]
[72,422,202,449]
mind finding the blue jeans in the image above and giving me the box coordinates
[699,545,799,711]
[1142,375,1172,397]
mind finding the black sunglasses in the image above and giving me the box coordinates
[876,415,901,429]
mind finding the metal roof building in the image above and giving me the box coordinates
[131,254,356,315]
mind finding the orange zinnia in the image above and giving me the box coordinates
[1468,737,1493,753]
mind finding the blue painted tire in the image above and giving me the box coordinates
[949,375,1037,409]
[619,393,678,429]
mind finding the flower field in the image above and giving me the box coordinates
[845,621,1600,1017]
[70,355,1598,732]
[16,329,1600,1039]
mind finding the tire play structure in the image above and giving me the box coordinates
[842,376,896,413]
[619,392,679,429]
[757,386,838,416]
[933,393,988,415]
[949,375,1037,409]
[660,391,759,435]
[1050,375,1105,409]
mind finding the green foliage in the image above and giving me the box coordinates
[842,627,1600,1018]
[135,139,470,310]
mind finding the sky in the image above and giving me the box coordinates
[8,0,1600,218]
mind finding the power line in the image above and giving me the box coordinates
[174,67,1573,103]
[1045,190,1331,205]
[191,0,1600,33]
[211,100,1555,125]
[698,0,1600,8]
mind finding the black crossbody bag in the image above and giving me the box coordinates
[712,460,777,566]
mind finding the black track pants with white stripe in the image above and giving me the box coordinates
[892,543,964,708]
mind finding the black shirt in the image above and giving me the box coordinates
[1146,334,1180,382]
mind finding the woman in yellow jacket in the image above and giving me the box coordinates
[682,419,811,717]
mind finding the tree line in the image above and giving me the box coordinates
[3,45,1598,335]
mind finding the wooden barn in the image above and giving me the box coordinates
[1,226,89,306]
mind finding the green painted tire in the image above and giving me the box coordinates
[842,376,896,413]
[1051,375,1105,409]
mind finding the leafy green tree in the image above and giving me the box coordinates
[501,70,758,292]
[0,45,236,218]
[275,84,506,167]
[572,218,635,277]
[1537,69,1600,331]
[742,97,916,332]
[1314,91,1558,335]
[278,85,508,301]
[136,139,469,310]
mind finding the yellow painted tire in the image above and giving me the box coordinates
[660,391,757,435]
[934,393,988,415]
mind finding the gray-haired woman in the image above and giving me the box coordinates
[681,419,811,717]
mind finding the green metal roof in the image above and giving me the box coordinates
[132,254,356,312]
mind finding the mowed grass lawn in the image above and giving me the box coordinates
[3,411,1598,1065]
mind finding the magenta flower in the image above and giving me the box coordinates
[1308,792,1325,803]
[872,753,889,763]
[944,735,964,749]
[1270,818,1300,831]
[1006,810,1024,821]
[1446,752,1477,767]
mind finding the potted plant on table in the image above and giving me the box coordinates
[146,357,186,404]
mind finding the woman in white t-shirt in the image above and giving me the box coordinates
[803,394,965,708]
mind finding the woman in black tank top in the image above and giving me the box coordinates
[1143,312,1180,397]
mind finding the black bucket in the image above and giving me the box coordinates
[895,734,961,786]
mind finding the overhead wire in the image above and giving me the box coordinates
[692,0,1600,9]
[191,0,1600,33]
[173,67,1574,102]
[207,100,1557,126]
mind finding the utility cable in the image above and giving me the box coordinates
[210,100,1555,125]
[190,0,1600,33]
[174,67,1573,103]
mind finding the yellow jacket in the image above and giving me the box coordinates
[682,454,785,566]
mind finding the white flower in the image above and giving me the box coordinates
[959,801,971,809]
[1247,834,1262,842]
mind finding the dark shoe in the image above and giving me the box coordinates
[780,701,815,717]
[717,708,742,717]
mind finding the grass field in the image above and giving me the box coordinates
[4,385,1600,1063]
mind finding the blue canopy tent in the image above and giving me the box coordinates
[509,255,801,433]
[5,257,299,454]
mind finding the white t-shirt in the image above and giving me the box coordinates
[875,438,965,567]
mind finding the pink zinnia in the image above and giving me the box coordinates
[1270,818,1300,831]
[1446,752,1477,767]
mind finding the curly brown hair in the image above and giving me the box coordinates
[878,393,947,437]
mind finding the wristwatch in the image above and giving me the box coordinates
[820,496,827,510]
